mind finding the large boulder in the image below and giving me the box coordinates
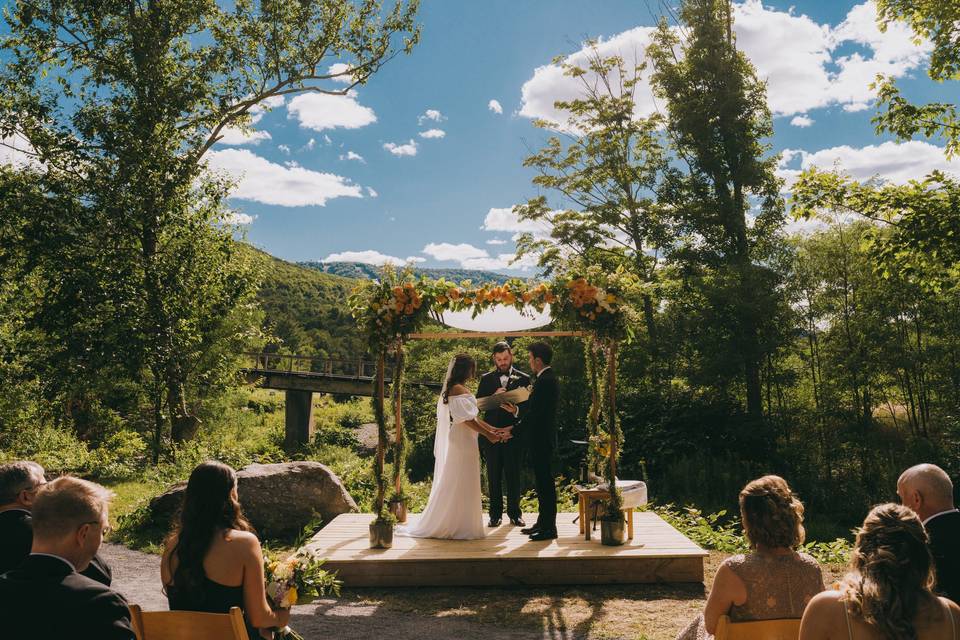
[149,461,358,538]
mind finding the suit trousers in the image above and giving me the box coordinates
[481,438,522,519]
[532,447,557,530]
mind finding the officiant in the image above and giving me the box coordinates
[476,341,531,528]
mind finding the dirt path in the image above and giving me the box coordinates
[100,543,607,640]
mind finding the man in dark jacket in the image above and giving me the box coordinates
[898,463,959,604]
[501,342,560,542]
[0,461,112,584]
[476,341,531,527]
[0,476,134,639]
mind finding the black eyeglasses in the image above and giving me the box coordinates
[82,521,112,536]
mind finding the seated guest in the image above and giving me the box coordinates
[162,461,289,639]
[899,463,959,604]
[0,476,134,639]
[677,475,824,639]
[800,503,960,639]
[0,460,112,584]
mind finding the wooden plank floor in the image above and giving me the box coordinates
[303,512,707,587]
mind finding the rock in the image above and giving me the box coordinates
[149,461,358,538]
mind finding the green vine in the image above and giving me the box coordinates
[604,341,624,518]
[389,344,407,503]
[372,354,390,522]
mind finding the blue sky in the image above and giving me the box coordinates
[4,1,958,274]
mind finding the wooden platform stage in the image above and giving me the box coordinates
[303,512,707,587]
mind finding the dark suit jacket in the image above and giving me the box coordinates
[476,367,531,432]
[927,510,960,604]
[0,554,135,639]
[518,367,560,455]
[0,509,112,585]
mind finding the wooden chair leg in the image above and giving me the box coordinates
[627,509,634,539]
[578,496,585,535]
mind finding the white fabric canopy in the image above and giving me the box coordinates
[440,304,553,332]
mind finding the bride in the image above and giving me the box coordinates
[400,354,513,540]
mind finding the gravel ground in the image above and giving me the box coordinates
[100,543,563,640]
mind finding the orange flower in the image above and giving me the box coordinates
[448,288,461,300]
[436,295,448,305]
[404,304,414,315]
[522,292,532,303]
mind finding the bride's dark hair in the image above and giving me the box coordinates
[443,354,476,404]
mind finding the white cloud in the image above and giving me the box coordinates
[383,139,418,157]
[418,109,444,125]
[216,127,272,146]
[422,242,535,272]
[287,91,377,132]
[328,63,357,84]
[207,148,363,207]
[488,99,503,115]
[366,186,379,198]
[340,150,366,163]
[481,206,553,238]
[790,115,814,128]
[418,128,446,139]
[303,138,316,151]
[224,211,255,225]
[518,2,931,128]
[278,144,291,155]
[486,238,508,245]
[422,242,489,262]
[777,141,960,190]
[0,133,40,168]
[322,250,420,265]
[323,135,333,145]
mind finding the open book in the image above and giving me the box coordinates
[476,386,531,411]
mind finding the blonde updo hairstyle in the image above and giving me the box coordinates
[841,503,935,640]
[738,475,806,550]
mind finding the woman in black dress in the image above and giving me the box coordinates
[161,461,289,639]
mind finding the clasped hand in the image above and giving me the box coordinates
[487,425,513,444]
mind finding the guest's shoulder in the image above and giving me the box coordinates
[479,370,498,381]
[795,551,822,568]
[720,553,748,570]
[514,369,531,380]
[223,528,262,555]
[0,509,31,527]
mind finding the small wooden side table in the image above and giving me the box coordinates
[574,483,637,541]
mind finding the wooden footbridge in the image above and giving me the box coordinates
[240,353,441,451]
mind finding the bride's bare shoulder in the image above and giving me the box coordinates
[448,383,471,396]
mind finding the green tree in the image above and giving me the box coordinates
[648,0,785,418]
[514,48,672,372]
[0,0,419,446]
[873,1,960,157]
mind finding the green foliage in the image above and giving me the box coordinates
[651,504,852,565]
[873,2,960,156]
[302,261,514,286]
[0,0,419,453]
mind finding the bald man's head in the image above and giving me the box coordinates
[897,463,955,522]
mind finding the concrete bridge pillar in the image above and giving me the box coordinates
[284,389,315,452]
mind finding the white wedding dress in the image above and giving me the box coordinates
[398,392,485,540]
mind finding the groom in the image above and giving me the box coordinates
[476,341,531,527]
[501,342,560,542]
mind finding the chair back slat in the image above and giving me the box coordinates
[714,614,801,640]
[129,604,250,640]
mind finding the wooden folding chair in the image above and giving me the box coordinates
[129,604,250,640]
[714,614,801,640]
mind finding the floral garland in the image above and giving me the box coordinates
[349,265,633,526]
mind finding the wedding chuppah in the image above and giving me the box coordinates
[304,268,707,586]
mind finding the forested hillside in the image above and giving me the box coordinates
[302,261,515,285]
[246,247,365,359]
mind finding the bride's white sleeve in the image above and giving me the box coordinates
[448,395,479,423]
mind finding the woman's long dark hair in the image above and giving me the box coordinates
[442,354,476,403]
[166,461,253,598]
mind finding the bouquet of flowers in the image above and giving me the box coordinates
[263,550,342,640]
